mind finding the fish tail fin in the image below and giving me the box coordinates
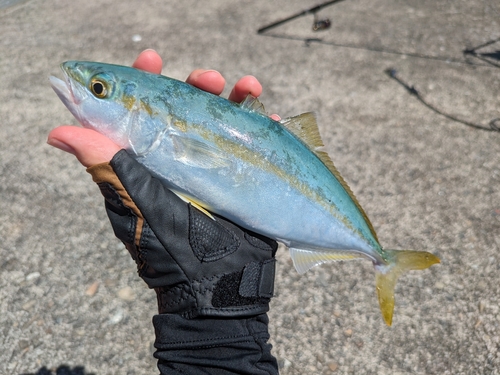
[375,250,440,326]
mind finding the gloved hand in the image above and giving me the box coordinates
[86,149,278,319]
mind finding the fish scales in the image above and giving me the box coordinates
[50,61,440,325]
[144,85,374,252]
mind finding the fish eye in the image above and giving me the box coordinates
[90,79,108,98]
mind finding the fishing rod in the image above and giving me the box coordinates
[258,2,500,133]
[463,37,500,69]
[257,0,345,34]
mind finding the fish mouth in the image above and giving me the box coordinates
[50,63,88,124]
[49,67,74,107]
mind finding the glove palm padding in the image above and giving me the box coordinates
[87,150,277,319]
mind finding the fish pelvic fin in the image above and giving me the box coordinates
[375,250,440,326]
[171,190,215,220]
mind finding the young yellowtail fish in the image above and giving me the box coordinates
[50,61,440,325]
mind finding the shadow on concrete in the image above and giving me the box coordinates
[20,365,95,375]
[464,37,500,68]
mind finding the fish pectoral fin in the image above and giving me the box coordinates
[171,190,215,220]
[172,135,231,169]
[375,249,440,326]
[289,247,365,274]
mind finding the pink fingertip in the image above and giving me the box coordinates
[187,70,225,95]
[133,49,163,74]
[47,137,76,155]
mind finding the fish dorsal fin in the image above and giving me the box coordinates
[280,112,324,150]
[240,95,267,115]
[281,113,379,243]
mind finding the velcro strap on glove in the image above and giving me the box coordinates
[156,259,276,317]
[239,259,276,298]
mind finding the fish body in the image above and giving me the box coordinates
[50,61,439,325]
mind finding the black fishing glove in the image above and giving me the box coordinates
[87,149,279,375]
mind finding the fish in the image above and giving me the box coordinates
[50,61,440,325]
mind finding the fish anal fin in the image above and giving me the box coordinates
[375,250,440,326]
[281,112,380,243]
[289,247,365,274]
[240,95,267,115]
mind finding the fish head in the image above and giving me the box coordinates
[50,61,155,154]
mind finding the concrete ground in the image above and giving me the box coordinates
[1,0,500,374]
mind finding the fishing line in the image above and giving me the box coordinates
[258,32,482,66]
[257,3,500,132]
[385,68,500,133]
[384,38,500,133]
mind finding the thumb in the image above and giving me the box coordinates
[47,126,121,167]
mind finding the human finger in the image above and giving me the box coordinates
[185,69,226,96]
[228,75,263,103]
[228,75,280,120]
[132,49,163,74]
[47,126,121,167]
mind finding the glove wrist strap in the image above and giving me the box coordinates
[156,258,276,318]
